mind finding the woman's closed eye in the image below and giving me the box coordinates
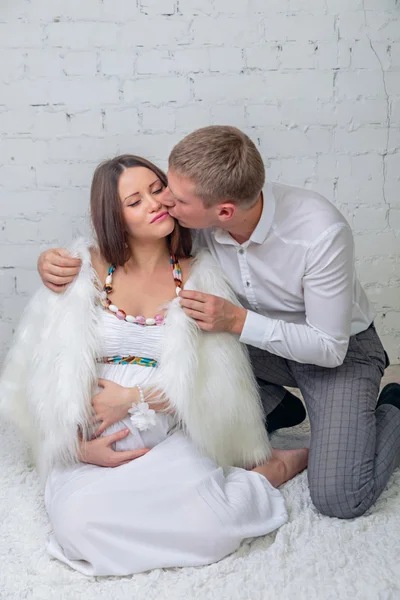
[128,199,141,208]
[127,186,164,207]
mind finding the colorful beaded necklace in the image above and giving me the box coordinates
[100,255,182,326]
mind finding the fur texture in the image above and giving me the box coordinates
[153,250,271,468]
[0,241,271,479]
[0,239,100,479]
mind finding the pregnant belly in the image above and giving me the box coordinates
[101,413,177,452]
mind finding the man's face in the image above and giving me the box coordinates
[160,169,220,230]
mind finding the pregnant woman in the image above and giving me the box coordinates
[1,154,308,576]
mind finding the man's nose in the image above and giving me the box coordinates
[160,188,176,207]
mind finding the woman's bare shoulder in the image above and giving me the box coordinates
[179,257,193,285]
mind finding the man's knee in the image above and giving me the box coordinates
[309,476,372,519]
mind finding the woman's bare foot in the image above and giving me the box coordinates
[252,448,309,488]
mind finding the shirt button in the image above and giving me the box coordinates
[238,248,244,255]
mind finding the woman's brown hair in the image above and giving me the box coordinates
[90,154,192,265]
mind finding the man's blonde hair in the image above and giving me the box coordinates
[169,126,265,209]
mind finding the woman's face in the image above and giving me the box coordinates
[118,166,175,241]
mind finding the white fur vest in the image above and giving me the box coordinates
[0,239,271,479]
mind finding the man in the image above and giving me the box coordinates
[38,126,400,519]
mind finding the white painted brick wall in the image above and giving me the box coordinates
[0,0,399,365]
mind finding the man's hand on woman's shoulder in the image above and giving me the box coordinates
[179,290,247,335]
[37,247,82,293]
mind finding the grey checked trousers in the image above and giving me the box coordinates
[248,325,400,519]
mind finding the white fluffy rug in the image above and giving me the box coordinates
[1,417,400,600]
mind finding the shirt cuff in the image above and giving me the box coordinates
[239,310,276,349]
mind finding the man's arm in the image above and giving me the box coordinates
[38,248,81,292]
[180,224,354,368]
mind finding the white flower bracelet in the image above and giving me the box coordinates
[128,384,157,432]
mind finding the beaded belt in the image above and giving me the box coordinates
[101,355,158,367]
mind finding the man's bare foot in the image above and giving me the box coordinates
[252,447,309,488]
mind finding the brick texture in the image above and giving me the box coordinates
[0,0,399,364]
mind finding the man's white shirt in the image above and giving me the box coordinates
[195,182,375,368]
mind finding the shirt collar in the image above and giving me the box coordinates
[212,184,276,246]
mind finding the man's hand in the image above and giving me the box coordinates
[179,291,247,334]
[37,248,81,293]
[79,428,150,468]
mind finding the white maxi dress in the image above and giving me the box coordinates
[44,311,287,576]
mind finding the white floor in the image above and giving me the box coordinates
[0,367,399,600]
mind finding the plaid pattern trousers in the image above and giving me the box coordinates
[248,325,400,519]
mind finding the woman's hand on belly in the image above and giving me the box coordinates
[93,379,173,437]
[92,379,137,437]
[79,428,150,467]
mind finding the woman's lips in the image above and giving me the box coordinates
[151,211,169,224]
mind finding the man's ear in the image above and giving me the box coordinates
[216,203,236,223]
